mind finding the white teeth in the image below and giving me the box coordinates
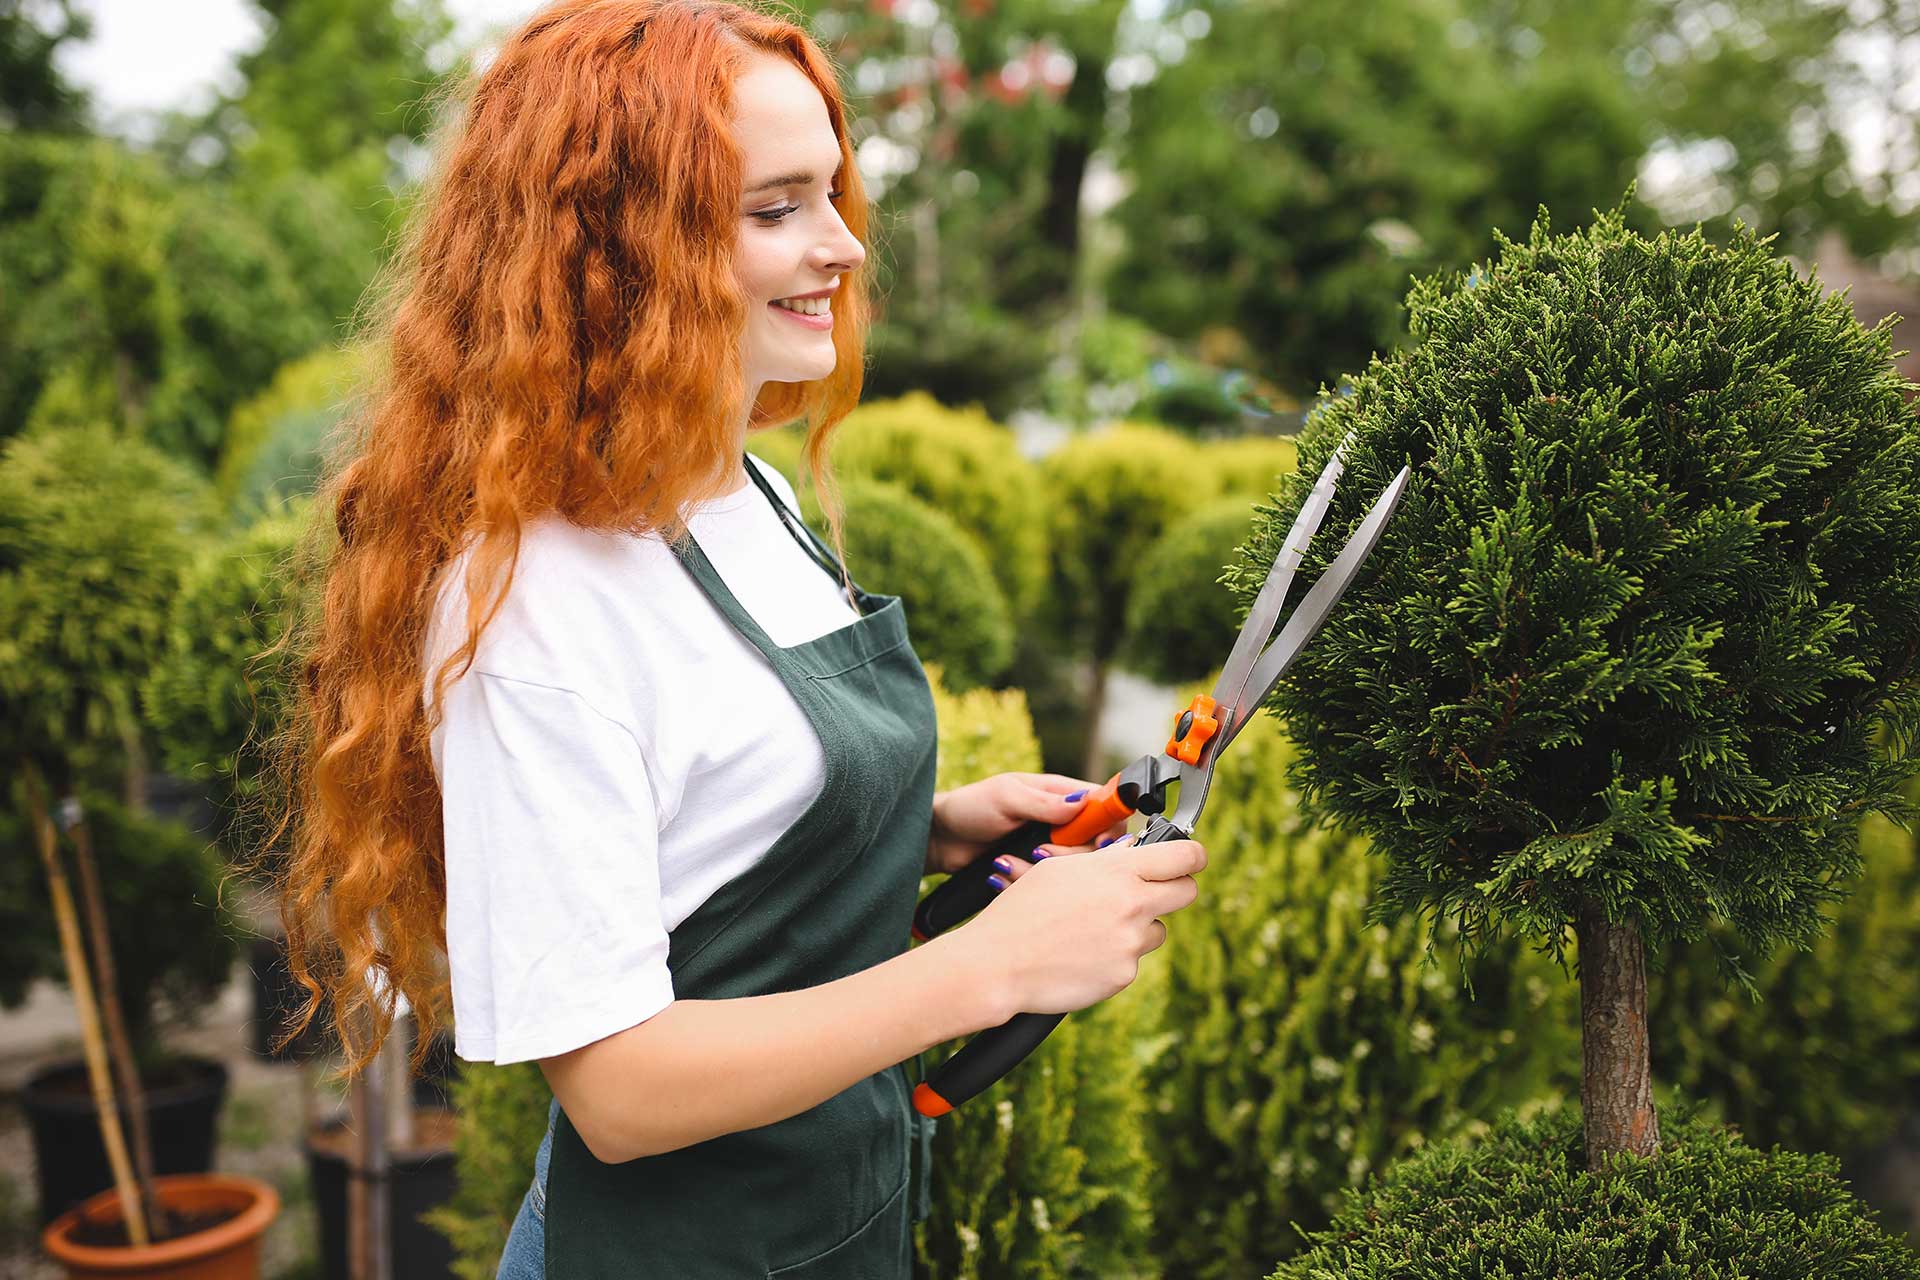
[773,296,831,316]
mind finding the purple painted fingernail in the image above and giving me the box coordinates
[1064,790,1086,803]
[1031,847,1053,861]
[987,873,1009,891]
[992,856,1011,875]
[1097,835,1115,848]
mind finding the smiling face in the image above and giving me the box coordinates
[729,51,867,405]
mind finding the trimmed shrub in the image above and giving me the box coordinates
[427,1058,552,1280]
[1239,200,1920,1172]
[0,423,217,789]
[1647,773,1920,1159]
[1143,680,1579,1275]
[214,344,369,517]
[1119,496,1263,686]
[827,393,1049,623]
[141,497,310,853]
[1269,1095,1920,1279]
[799,478,1014,691]
[914,664,1158,1280]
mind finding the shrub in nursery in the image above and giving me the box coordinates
[1269,1094,1920,1279]
[1241,196,1920,1166]
[913,664,1158,1280]
[214,344,371,518]
[142,497,311,854]
[1143,684,1578,1276]
[429,1059,552,1280]
[826,393,1048,623]
[798,479,1014,691]
[1119,497,1265,687]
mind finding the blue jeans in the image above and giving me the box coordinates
[496,1098,560,1279]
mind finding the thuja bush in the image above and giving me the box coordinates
[828,393,1049,623]
[1143,681,1578,1276]
[1120,497,1266,686]
[1270,1095,1920,1279]
[1242,199,1920,1163]
[142,497,310,854]
[430,1057,552,1280]
[214,344,370,518]
[798,478,1015,691]
[912,663,1158,1280]
[1646,771,1920,1158]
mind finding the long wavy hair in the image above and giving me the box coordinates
[259,0,876,1076]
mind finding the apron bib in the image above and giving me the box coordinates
[543,459,940,1278]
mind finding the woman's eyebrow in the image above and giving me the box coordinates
[745,170,817,193]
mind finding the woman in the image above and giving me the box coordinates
[270,1,1208,1275]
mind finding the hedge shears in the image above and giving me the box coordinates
[909,432,1411,1117]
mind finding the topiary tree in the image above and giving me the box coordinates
[797,478,1015,691]
[141,497,311,858]
[1142,678,1578,1275]
[1240,196,1920,1173]
[1270,1094,1920,1278]
[825,392,1049,624]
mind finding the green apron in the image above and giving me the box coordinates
[544,458,940,1278]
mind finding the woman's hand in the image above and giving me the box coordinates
[925,772,1129,877]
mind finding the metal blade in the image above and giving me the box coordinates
[1215,463,1411,754]
[1207,431,1356,739]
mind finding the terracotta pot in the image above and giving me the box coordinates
[41,1172,279,1280]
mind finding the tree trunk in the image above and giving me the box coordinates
[1575,897,1661,1169]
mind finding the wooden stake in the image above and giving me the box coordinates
[22,763,148,1248]
[63,799,170,1241]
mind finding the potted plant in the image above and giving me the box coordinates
[1246,196,1920,1271]
[0,422,280,1273]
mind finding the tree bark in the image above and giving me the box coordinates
[1575,897,1661,1169]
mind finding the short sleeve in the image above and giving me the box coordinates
[436,669,675,1065]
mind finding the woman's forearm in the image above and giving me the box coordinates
[540,929,1006,1164]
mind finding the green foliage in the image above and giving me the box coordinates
[916,666,1157,1279]
[1269,1095,1920,1279]
[1119,497,1260,685]
[142,498,310,851]
[428,1061,552,1280]
[1244,199,1920,975]
[0,423,217,786]
[0,789,239,1063]
[799,478,1015,691]
[828,393,1050,622]
[0,0,90,133]
[1144,683,1579,1274]
[0,134,338,470]
[1647,773,1920,1158]
[1037,422,1212,666]
[216,346,369,517]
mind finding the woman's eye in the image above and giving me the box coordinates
[751,190,847,224]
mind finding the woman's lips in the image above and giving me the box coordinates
[770,301,832,330]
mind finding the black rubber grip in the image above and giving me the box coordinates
[914,815,1191,1113]
[911,818,1054,940]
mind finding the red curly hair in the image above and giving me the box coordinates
[261,0,877,1076]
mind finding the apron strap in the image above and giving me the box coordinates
[742,452,854,586]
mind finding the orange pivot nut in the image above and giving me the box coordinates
[914,1082,954,1117]
[1164,694,1219,766]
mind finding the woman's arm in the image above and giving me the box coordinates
[539,928,1006,1164]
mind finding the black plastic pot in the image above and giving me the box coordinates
[305,1111,459,1280]
[21,1054,229,1227]
[247,932,334,1062]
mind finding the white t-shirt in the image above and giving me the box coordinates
[423,454,864,1065]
